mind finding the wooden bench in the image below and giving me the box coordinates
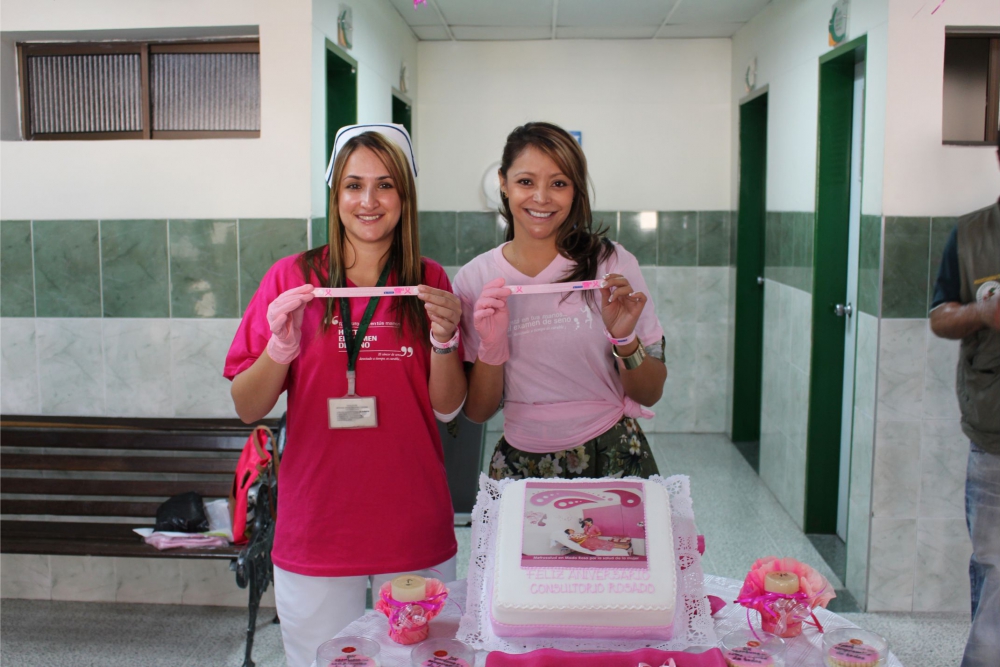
[0,415,280,667]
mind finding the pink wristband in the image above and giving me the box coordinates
[430,328,460,350]
[605,329,636,346]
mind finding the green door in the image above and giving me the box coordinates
[321,42,358,247]
[731,90,768,470]
[805,36,867,533]
[392,92,412,135]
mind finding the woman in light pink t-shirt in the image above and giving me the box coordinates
[453,122,667,480]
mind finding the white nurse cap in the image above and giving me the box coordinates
[325,123,417,186]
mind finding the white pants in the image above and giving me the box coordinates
[273,556,457,667]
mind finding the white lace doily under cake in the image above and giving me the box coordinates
[456,474,717,653]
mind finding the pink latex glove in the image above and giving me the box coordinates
[265,284,315,364]
[474,277,512,366]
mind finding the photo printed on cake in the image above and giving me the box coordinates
[521,481,648,569]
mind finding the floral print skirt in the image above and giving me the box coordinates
[487,417,660,480]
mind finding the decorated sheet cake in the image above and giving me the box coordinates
[491,478,676,638]
[458,474,714,652]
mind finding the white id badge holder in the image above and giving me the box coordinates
[328,371,378,429]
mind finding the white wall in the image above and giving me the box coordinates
[730,0,889,215]
[415,39,732,212]
[0,0,315,221]
[310,0,419,218]
[882,0,1000,216]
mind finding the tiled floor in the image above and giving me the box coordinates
[0,434,970,666]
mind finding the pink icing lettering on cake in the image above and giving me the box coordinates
[723,646,775,667]
[828,639,880,667]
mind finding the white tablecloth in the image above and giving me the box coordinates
[333,575,903,667]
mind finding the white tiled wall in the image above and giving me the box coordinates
[0,318,286,419]
[865,318,971,613]
[0,553,275,608]
[758,279,813,528]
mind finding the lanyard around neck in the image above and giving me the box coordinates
[339,261,392,383]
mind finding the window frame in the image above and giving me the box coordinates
[942,27,1000,147]
[17,39,260,141]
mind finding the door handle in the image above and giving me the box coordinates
[834,303,853,317]
[756,276,764,286]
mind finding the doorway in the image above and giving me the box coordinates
[731,88,768,471]
[392,90,412,135]
[322,40,357,246]
[805,37,867,534]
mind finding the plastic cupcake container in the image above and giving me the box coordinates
[316,636,381,667]
[823,628,888,667]
[410,638,476,666]
[720,628,786,667]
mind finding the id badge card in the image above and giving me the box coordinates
[328,395,378,429]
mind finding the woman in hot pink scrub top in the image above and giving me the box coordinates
[453,122,667,481]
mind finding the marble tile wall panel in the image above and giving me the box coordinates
[697,211,730,267]
[36,318,105,415]
[912,518,972,612]
[170,319,240,417]
[0,220,35,317]
[867,518,917,611]
[918,419,968,519]
[169,219,239,318]
[456,212,499,265]
[0,554,51,599]
[657,211,698,266]
[33,220,102,318]
[618,211,657,265]
[100,220,169,318]
[871,420,922,519]
[695,266,730,323]
[922,325,960,421]
[114,558,182,604]
[853,312,879,415]
[418,211,458,267]
[49,555,116,602]
[656,267,698,324]
[181,559,271,606]
[238,219,308,313]
[876,319,926,422]
[881,217,930,318]
[857,214,882,317]
[103,319,173,417]
[311,216,327,248]
[846,406,875,606]
[927,217,957,313]
[1,318,40,414]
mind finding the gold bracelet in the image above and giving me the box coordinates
[613,339,647,370]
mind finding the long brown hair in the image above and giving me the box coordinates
[300,131,427,342]
[498,122,614,301]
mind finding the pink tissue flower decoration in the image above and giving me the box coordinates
[738,556,836,610]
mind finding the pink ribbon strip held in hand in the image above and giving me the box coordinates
[312,281,603,299]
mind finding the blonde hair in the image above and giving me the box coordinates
[301,131,427,340]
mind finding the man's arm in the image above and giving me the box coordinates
[930,301,993,340]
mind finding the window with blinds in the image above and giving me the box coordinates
[17,40,260,140]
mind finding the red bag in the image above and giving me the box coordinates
[228,425,280,545]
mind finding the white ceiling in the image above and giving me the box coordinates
[386,0,772,41]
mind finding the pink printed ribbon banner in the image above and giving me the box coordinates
[456,474,717,653]
[313,281,603,299]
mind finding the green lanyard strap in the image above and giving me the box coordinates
[339,261,392,385]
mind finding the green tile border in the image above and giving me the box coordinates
[0,220,35,317]
[882,216,930,319]
[33,220,102,318]
[101,220,169,318]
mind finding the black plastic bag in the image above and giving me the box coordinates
[155,491,209,533]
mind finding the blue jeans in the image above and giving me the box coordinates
[962,443,1000,667]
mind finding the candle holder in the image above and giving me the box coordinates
[735,557,835,639]
[375,576,448,645]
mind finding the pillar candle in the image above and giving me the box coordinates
[391,574,427,602]
[764,571,800,595]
